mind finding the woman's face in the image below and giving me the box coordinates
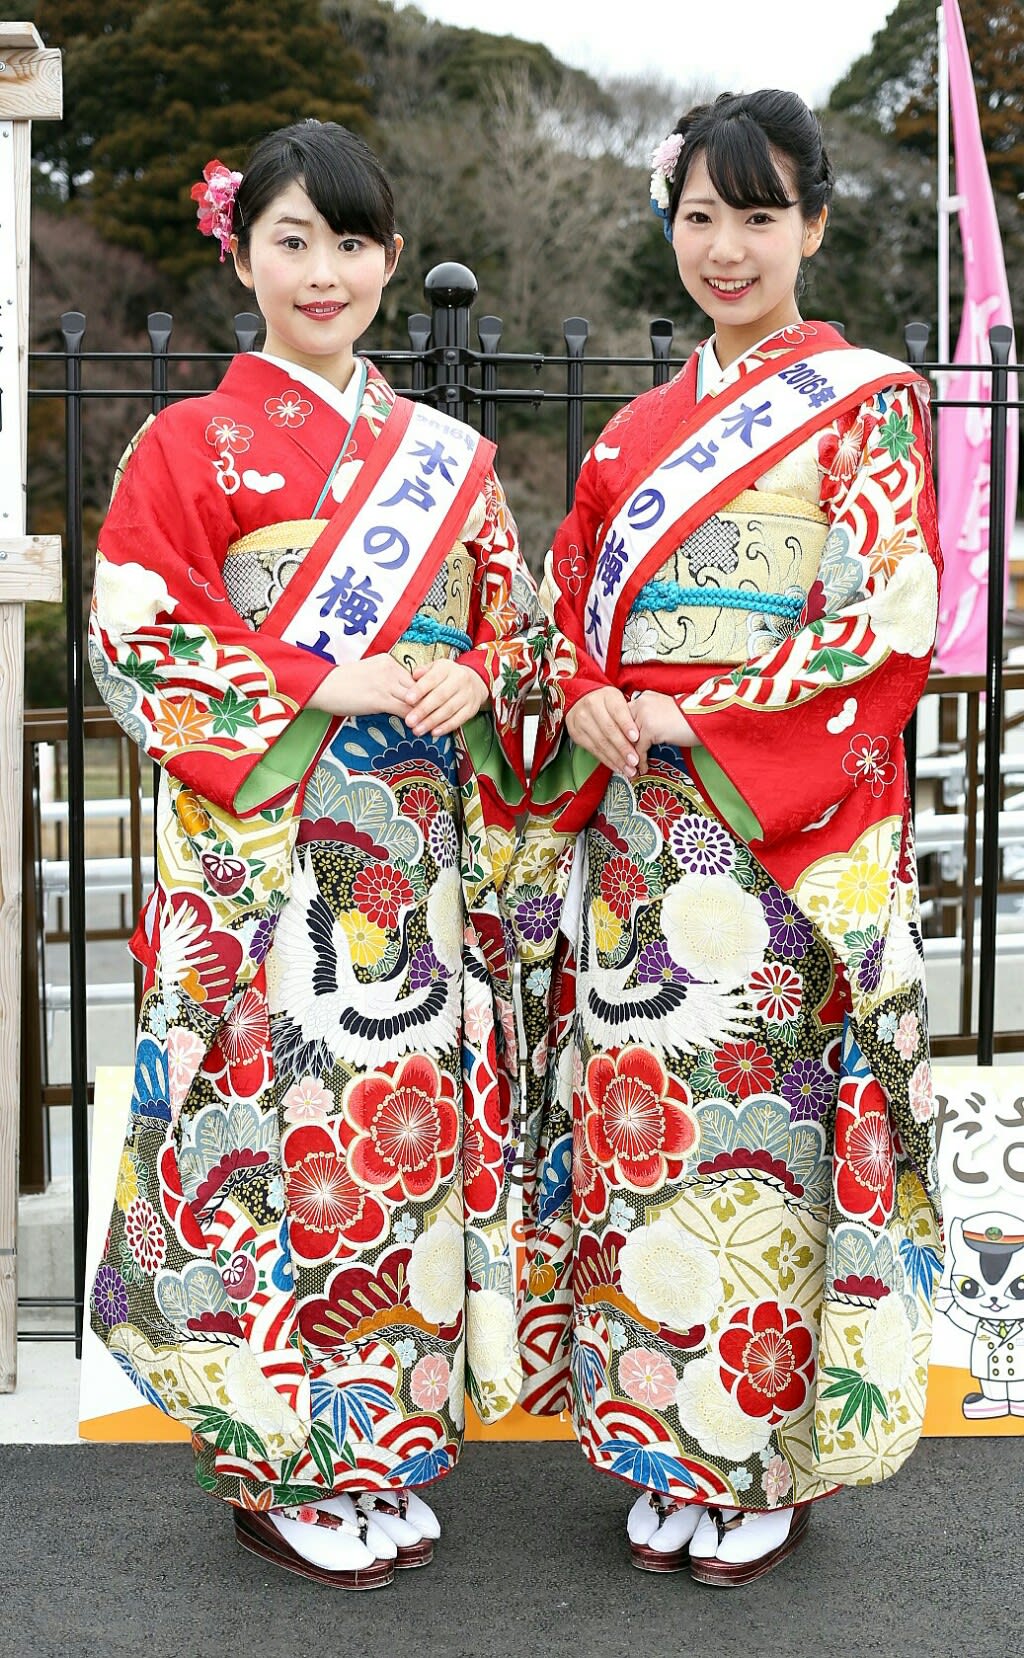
[232,179,402,385]
[671,151,826,361]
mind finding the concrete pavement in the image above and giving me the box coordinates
[0,1437,1016,1658]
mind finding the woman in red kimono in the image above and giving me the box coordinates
[512,90,943,1587]
[88,120,542,1588]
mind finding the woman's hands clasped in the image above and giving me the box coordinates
[310,655,488,736]
[406,659,489,736]
[566,686,696,781]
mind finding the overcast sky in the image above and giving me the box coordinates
[405,0,905,107]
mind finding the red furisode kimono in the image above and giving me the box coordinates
[509,322,944,1507]
[88,352,543,1507]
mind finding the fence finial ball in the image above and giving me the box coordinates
[424,262,478,308]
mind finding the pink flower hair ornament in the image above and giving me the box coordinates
[649,131,685,241]
[191,159,244,262]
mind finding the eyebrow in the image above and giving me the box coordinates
[677,197,718,207]
[273,214,315,227]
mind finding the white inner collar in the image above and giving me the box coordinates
[698,337,727,398]
[258,351,363,421]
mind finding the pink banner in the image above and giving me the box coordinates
[934,0,1018,676]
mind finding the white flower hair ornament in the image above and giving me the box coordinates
[649,131,685,241]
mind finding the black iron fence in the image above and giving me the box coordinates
[18,263,1024,1348]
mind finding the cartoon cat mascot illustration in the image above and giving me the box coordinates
[935,1211,1024,1419]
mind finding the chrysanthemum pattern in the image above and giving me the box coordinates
[516,346,940,1508]
[88,358,545,1509]
[519,746,937,1509]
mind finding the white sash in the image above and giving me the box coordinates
[586,346,912,669]
[277,400,487,666]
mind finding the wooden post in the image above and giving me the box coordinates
[0,22,62,1391]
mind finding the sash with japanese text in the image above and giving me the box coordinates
[264,396,494,664]
[587,342,924,677]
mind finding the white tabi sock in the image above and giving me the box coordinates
[353,1493,421,1547]
[690,1506,797,1565]
[690,1508,737,1560]
[315,1494,398,1559]
[269,1507,377,1573]
[715,1507,796,1565]
[401,1490,441,1540]
[627,1492,701,1553]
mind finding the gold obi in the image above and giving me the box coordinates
[626,487,829,666]
[222,518,324,628]
[221,518,476,666]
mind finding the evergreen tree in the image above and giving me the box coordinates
[830,0,1024,200]
[32,0,370,278]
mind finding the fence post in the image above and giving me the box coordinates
[977,323,1014,1065]
[60,308,89,1354]
[233,312,262,354]
[0,22,62,1391]
[424,262,477,424]
[407,312,430,397]
[650,318,673,389]
[477,314,502,447]
[18,736,46,1193]
[563,318,589,510]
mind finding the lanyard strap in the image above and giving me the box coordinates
[310,357,368,518]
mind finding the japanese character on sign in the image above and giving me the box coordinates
[934,1084,1024,1189]
[996,1094,1024,1185]
[380,475,436,513]
[295,630,337,662]
[596,530,627,597]
[663,439,720,474]
[411,440,459,484]
[935,1088,990,1187]
[586,595,602,641]
[720,399,773,448]
[627,488,666,531]
[316,565,384,636]
[363,525,411,570]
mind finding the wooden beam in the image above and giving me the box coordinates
[0,599,24,1391]
[0,23,42,51]
[0,48,61,120]
[0,24,63,1393]
[0,536,62,603]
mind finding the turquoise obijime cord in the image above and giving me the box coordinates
[399,615,473,651]
[630,581,803,621]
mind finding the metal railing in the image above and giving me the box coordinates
[18,262,1024,1346]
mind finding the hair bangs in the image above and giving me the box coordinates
[234,121,396,255]
[293,140,395,246]
[699,120,795,212]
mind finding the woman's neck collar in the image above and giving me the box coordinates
[711,315,804,371]
[258,350,365,418]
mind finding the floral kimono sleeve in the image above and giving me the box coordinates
[458,470,547,823]
[680,384,941,848]
[521,446,635,824]
[538,450,618,718]
[90,415,334,815]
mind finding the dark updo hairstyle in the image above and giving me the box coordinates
[233,119,397,260]
[667,90,833,227]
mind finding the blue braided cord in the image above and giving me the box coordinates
[630,581,803,620]
[400,615,473,650]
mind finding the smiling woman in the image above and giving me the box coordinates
[512,87,944,1592]
[228,128,403,388]
[86,118,545,1589]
